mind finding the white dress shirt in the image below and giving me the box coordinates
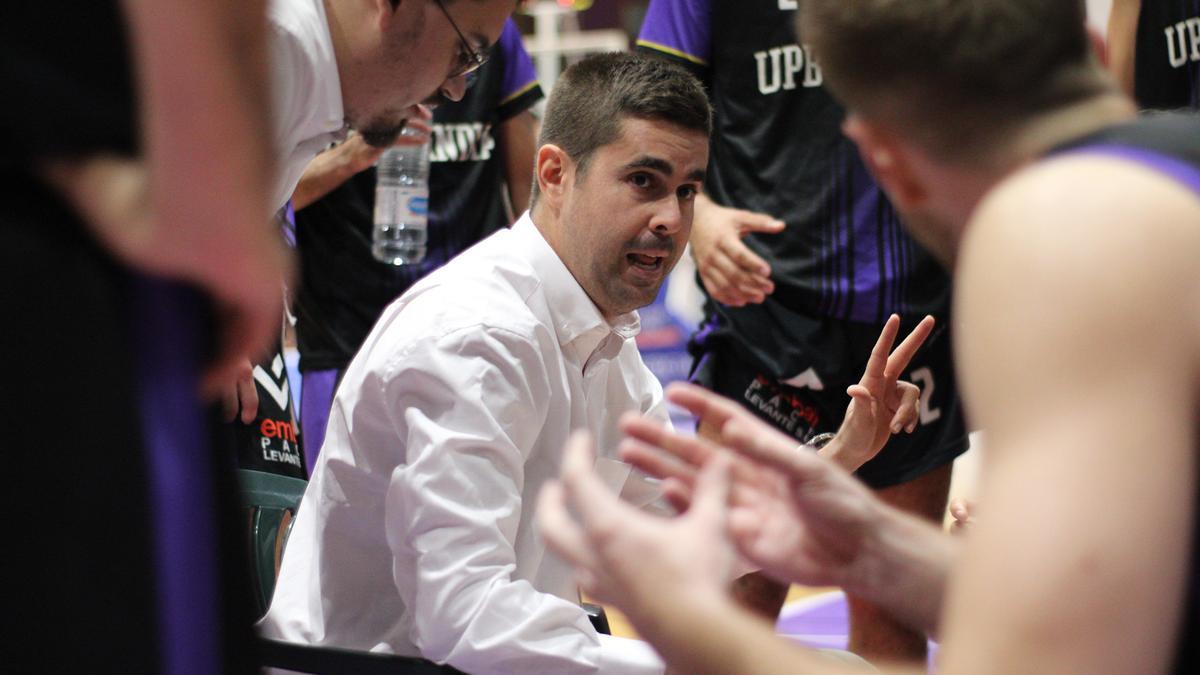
[268,0,346,210]
[261,214,666,674]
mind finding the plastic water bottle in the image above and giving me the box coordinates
[373,141,430,265]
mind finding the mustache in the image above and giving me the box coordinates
[623,234,676,258]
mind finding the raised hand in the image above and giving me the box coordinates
[690,194,785,306]
[819,314,934,471]
[537,432,736,621]
[620,384,885,589]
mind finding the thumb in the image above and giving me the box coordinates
[740,212,786,235]
[950,498,974,522]
[845,384,875,407]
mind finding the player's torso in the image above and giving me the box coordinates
[701,0,951,324]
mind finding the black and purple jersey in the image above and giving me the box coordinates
[1134,0,1200,110]
[294,18,543,373]
[637,0,951,376]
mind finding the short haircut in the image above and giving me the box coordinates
[532,52,712,202]
[798,0,1112,162]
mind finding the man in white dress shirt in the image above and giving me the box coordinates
[261,53,712,673]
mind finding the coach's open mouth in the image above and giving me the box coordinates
[627,252,665,271]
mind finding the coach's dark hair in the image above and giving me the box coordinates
[532,52,712,203]
[798,0,1111,161]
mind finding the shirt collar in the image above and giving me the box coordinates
[512,214,642,361]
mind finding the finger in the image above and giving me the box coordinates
[727,506,767,562]
[883,315,936,380]
[237,367,259,425]
[221,382,239,422]
[950,498,974,523]
[619,438,699,485]
[664,384,807,467]
[560,431,633,532]
[705,249,770,302]
[733,288,768,306]
[662,383,756,435]
[661,477,693,513]
[393,128,430,146]
[724,474,776,518]
[736,211,786,236]
[620,411,721,470]
[402,119,433,135]
[721,416,826,481]
[697,266,749,307]
[719,237,775,289]
[860,314,901,384]
[846,383,873,404]
[890,382,921,434]
[200,307,256,400]
[621,414,766,490]
[537,482,595,569]
[687,454,733,524]
[200,282,283,400]
[574,569,603,602]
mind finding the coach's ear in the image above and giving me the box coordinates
[843,115,928,212]
[535,144,573,210]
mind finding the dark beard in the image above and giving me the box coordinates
[358,120,406,149]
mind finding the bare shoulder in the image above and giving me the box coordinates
[940,148,1199,673]
[960,152,1200,330]
[954,153,1200,425]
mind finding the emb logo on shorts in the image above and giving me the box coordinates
[252,355,303,470]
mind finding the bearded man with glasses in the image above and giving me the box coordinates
[218,0,516,457]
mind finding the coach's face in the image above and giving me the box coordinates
[556,117,708,318]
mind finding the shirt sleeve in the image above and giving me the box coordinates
[636,0,711,77]
[267,18,307,159]
[495,18,544,122]
[381,325,662,674]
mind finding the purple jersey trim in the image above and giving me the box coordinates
[132,278,220,675]
[299,368,339,474]
[1061,144,1200,197]
[280,201,297,248]
[498,18,540,105]
[637,0,711,65]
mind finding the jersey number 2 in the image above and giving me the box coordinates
[910,367,942,425]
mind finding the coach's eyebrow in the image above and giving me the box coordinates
[622,156,674,175]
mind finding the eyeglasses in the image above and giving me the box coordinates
[433,0,489,78]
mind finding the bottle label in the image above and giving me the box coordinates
[375,186,428,225]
